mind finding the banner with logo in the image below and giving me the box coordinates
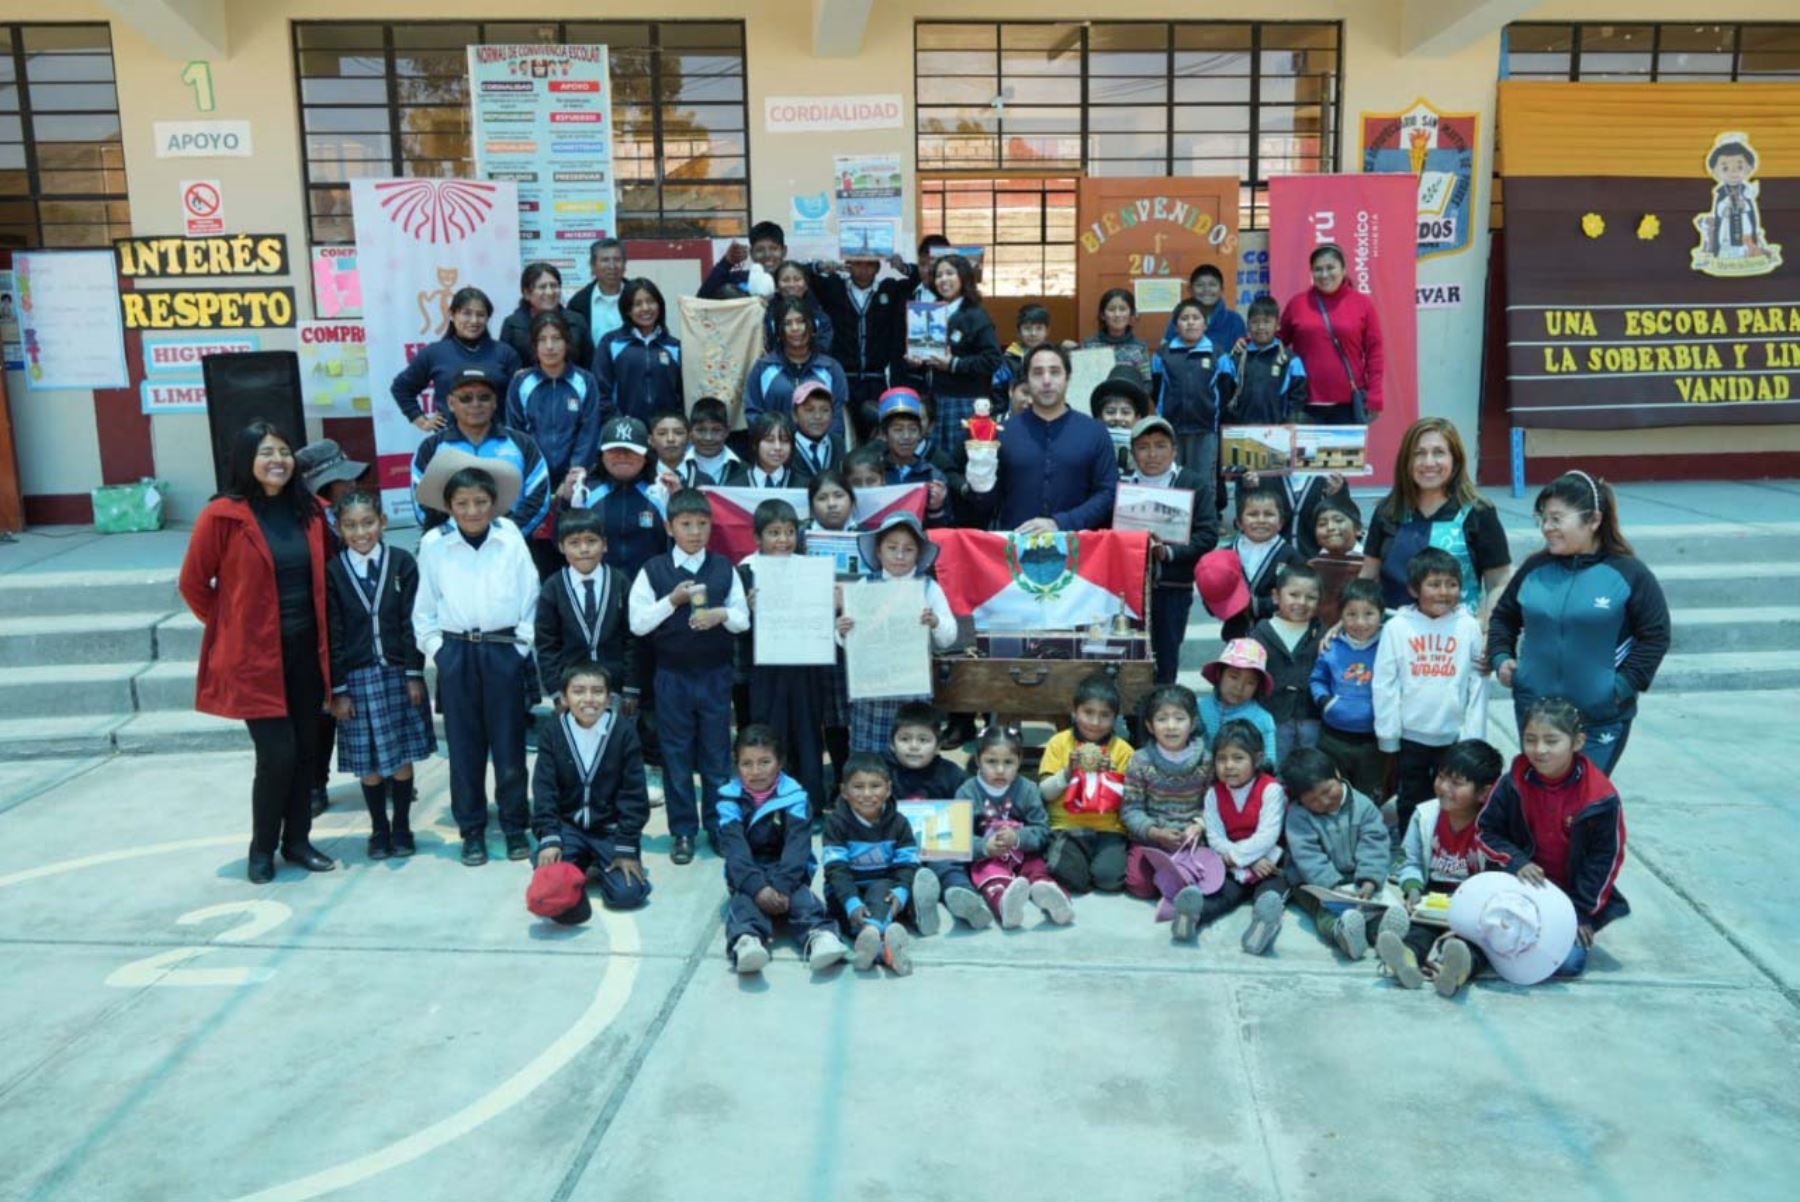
[1360,99,1479,261]
[1499,81,1800,429]
[469,44,615,288]
[352,178,520,519]
[1268,174,1419,488]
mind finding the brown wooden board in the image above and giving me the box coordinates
[932,655,1155,724]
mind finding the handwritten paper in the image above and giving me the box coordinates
[752,555,837,666]
[843,577,931,700]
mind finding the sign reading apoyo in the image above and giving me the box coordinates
[154,120,253,158]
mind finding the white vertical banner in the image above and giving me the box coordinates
[352,177,520,520]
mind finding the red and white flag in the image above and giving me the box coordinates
[850,483,926,528]
[926,529,1150,631]
[700,484,926,562]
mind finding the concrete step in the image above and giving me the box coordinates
[0,714,131,760]
[1666,607,1800,654]
[0,569,182,615]
[1646,561,1800,608]
[1646,650,1800,694]
[1499,523,1800,567]
[133,661,201,712]
[110,709,250,755]
[0,662,146,719]
[154,611,205,660]
[0,611,172,668]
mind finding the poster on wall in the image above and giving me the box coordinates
[468,44,615,289]
[297,320,372,414]
[14,251,129,390]
[1499,81,1800,429]
[0,270,21,369]
[834,154,903,220]
[311,245,362,318]
[138,333,261,414]
[1075,178,1240,342]
[1235,230,1270,316]
[1360,99,1479,260]
[1267,174,1418,488]
[352,177,521,519]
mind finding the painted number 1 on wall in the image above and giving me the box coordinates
[182,61,215,112]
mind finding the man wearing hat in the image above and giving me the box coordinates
[1122,413,1217,684]
[873,387,958,526]
[409,367,552,537]
[960,343,1119,534]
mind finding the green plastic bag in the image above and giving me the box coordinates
[91,479,168,534]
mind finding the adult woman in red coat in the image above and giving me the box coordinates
[179,421,337,883]
[1278,243,1385,424]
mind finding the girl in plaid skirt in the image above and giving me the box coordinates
[326,492,437,861]
[835,511,957,754]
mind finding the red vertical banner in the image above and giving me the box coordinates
[1268,174,1418,488]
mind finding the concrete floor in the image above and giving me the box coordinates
[0,682,1795,1202]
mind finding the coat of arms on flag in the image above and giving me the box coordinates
[928,529,1150,632]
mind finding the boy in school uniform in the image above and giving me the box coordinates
[700,220,786,299]
[874,387,958,526]
[822,753,921,974]
[627,488,751,864]
[1121,415,1216,686]
[413,455,541,866]
[790,379,846,480]
[649,410,710,490]
[1218,294,1308,425]
[535,508,640,712]
[530,662,652,911]
[992,303,1051,405]
[683,397,742,485]
[1217,484,1303,642]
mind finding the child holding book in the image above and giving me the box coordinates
[1281,748,1407,961]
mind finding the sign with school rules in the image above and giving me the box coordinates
[1499,81,1800,429]
[1075,178,1240,343]
[138,333,261,415]
[14,251,129,390]
[468,44,616,288]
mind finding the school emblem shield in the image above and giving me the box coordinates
[1004,532,1080,600]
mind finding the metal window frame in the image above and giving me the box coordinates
[0,20,125,250]
[291,18,750,245]
[1507,21,1800,83]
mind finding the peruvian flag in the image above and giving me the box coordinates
[927,529,1151,631]
[701,484,925,561]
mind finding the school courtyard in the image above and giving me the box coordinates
[0,482,1796,1202]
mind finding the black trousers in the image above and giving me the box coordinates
[245,629,325,855]
[847,374,887,443]
[438,638,530,838]
[1149,587,1194,686]
[1396,740,1451,839]
[313,712,335,789]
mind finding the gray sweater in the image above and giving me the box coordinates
[954,775,1051,860]
[1283,786,1389,888]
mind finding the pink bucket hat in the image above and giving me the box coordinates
[1202,637,1275,697]
[1194,547,1250,622]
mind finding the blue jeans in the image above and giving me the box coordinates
[1555,939,1588,978]
[1513,703,1632,775]
[1274,718,1321,767]
[656,663,733,838]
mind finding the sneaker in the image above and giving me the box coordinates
[732,934,769,975]
[1377,930,1424,989]
[806,930,848,972]
[461,836,488,867]
[1435,937,1473,999]
[1378,905,1411,944]
[944,886,993,930]
[852,924,882,971]
[912,869,942,937]
[1029,880,1075,926]
[1171,885,1206,941]
[1241,891,1284,955]
[504,832,531,861]
[882,925,913,976]
[997,877,1030,929]
[1334,909,1368,961]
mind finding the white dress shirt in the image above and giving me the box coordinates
[411,519,539,661]
[626,547,751,637]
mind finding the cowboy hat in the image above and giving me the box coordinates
[414,445,523,516]
[1449,871,1578,986]
[1091,364,1150,418]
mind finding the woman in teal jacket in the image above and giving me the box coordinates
[1486,472,1671,773]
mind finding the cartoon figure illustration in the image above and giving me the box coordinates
[417,266,459,335]
[1692,132,1782,278]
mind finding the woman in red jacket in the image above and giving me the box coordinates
[1278,243,1385,424]
[179,421,337,883]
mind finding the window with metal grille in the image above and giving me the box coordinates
[1504,22,1800,81]
[917,177,1077,298]
[294,19,748,245]
[0,23,128,250]
[915,21,1341,232]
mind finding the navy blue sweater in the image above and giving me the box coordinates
[389,333,522,423]
[964,406,1120,532]
[592,326,684,423]
[504,364,605,481]
[1152,336,1226,436]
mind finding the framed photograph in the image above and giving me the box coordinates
[897,800,974,862]
[1113,482,1195,545]
[907,301,948,359]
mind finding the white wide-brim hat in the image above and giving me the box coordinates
[1448,870,1579,985]
[414,446,523,516]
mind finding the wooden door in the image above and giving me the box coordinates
[1075,177,1240,342]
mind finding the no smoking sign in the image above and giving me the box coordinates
[181,178,225,235]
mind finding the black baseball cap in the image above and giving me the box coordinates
[449,367,501,397]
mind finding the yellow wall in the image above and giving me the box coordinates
[4,0,1798,517]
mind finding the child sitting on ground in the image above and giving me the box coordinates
[1376,738,1503,997]
[1121,685,1213,928]
[1039,673,1136,894]
[1311,579,1389,805]
[1475,697,1629,979]
[1374,546,1488,850]
[1250,562,1324,763]
[952,725,1074,929]
[1281,747,1406,961]
[529,663,652,912]
[1199,638,1279,759]
[1200,720,1289,952]
[821,753,920,975]
[885,702,968,936]
[716,725,847,974]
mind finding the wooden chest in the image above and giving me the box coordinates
[931,631,1156,724]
